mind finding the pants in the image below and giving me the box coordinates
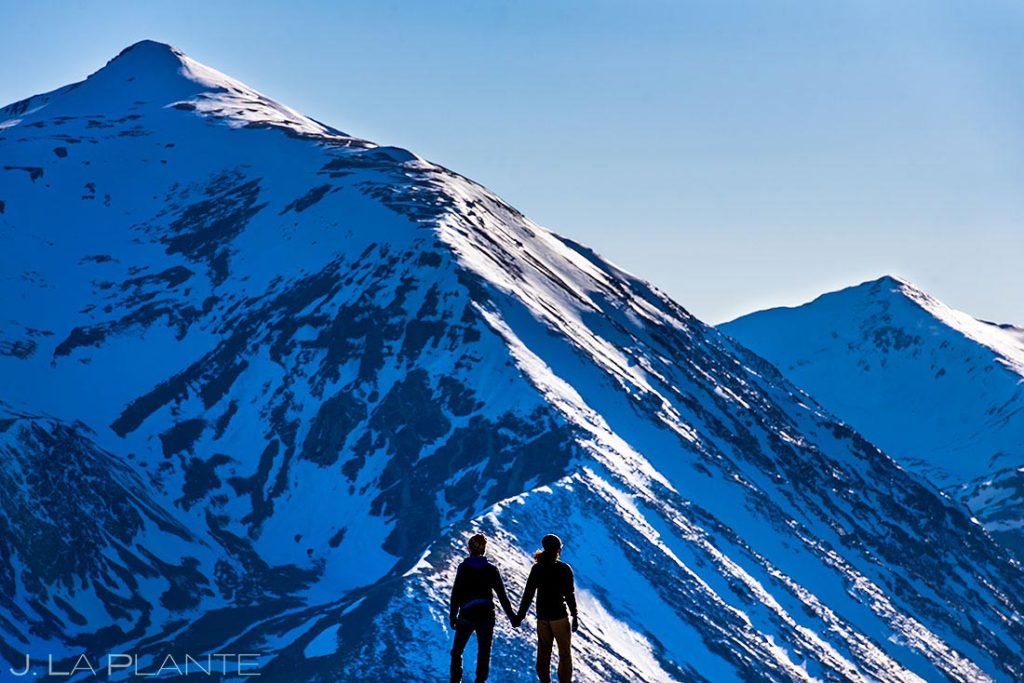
[536,617,572,683]
[451,606,496,683]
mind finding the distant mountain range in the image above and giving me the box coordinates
[724,275,1024,553]
[2,41,1024,681]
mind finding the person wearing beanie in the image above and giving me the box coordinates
[449,533,517,683]
[513,534,579,683]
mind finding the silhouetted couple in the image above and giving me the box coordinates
[449,533,579,683]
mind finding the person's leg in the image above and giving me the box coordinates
[450,618,474,683]
[474,617,495,683]
[551,618,573,683]
[536,619,554,683]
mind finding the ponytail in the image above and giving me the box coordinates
[533,547,558,564]
[534,534,563,564]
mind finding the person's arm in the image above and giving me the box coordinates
[449,564,464,628]
[564,564,579,632]
[491,566,516,622]
[516,566,538,622]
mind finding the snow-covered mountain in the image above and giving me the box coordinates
[3,42,1024,681]
[722,275,1024,554]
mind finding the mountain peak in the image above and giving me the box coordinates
[851,274,925,300]
[871,273,911,288]
[72,40,201,100]
[726,273,1024,383]
[1,40,350,140]
[720,275,926,328]
[80,39,251,105]
[88,40,199,87]
[724,275,1024,487]
[104,39,187,71]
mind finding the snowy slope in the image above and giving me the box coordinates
[3,42,1024,681]
[722,276,1024,552]
[0,404,219,665]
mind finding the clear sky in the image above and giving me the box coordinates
[2,1,1021,324]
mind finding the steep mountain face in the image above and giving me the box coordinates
[3,42,1024,681]
[722,276,1024,553]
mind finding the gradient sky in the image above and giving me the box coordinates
[2,1,1021,324]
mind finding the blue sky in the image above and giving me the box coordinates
[2,1,1021,324]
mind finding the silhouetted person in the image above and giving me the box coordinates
[450,533,516,683]
[514,534,579,683]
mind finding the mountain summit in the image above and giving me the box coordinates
[2,39,348,139]
[3,45,1024,681]
[723,276,1024,552]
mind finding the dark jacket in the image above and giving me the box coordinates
[449,556,515,623]
[516,559,577,621]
